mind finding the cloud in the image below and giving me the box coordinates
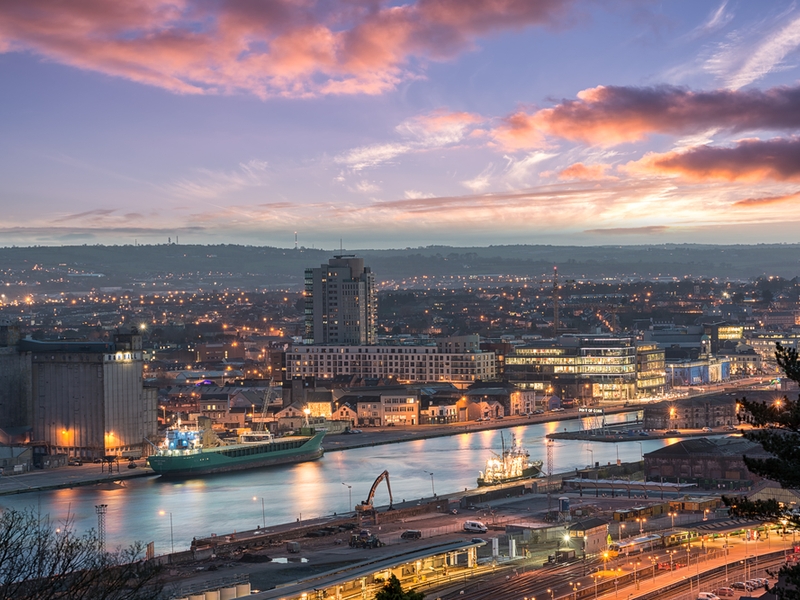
[625,137,800,182]
[354,180,381,193]
[404,190,435,199]
[0,0,576,98]
[337,109,484,170]
[558,162,617,181]
[462,163,495,192]
[583,225,670,235]
[733,191,800,207]
[490,83,800,149]
[166,159,270,199]
[707,12,800,90]
[51,208,118,223]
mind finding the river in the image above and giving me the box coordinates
[0,412,672,553]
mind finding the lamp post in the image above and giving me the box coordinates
[635,441,643,462]
[342,482,352,512]
[424,470,436,496]
[587,448,594,469]
[620,523,626,540]
[253,496,265,528]
[668,511,676,529]
[159,510,174,554]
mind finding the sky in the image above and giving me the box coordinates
[2,0,800,249]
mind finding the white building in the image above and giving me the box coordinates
[285,335,496,388]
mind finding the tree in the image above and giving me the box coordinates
[735,343,800,597]
[0,508,163,600]
[373,574,424,600]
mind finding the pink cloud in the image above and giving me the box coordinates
[558,162,617,181]
[490,84,800,149]
[584,226,670,235]
[0,0,576,98]
[624,137,800,182]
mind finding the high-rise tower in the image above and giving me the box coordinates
[304,255,377,345]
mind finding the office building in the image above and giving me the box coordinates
[504,335,639,403]
[304,255,377,345]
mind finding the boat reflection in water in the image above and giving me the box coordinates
[477,433,542,487]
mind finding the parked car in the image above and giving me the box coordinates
[697,593,720,600]
[68,459,83,466]
[400,530,422,540]
[702,427,713,432]
[665,429,680,435]
[714,587,735,597]
[730,582,754,591]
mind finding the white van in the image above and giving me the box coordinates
[463,520,488,533]
[697,593,720,600]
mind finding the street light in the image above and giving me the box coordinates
[424,470,436,496]
[253,496,265,528]
[159,510,174,554]
[342,482,352,512]
[571,581,581,600]
[620,523,626,540]
[668,511,676,529]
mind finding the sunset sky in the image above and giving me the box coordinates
[3,1,800,249]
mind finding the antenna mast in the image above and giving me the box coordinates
[553,266,559,335]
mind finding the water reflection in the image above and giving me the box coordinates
[0,412,669,553]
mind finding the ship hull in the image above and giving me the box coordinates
[147,431,325,478]
[477,465,541,487]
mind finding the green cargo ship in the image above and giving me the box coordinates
[147,428,325,477]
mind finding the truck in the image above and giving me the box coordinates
[349,529,385,549]
[286,541,301,553]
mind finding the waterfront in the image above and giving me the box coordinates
[0,412,668,553]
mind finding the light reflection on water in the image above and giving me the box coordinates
[0,412,670,553]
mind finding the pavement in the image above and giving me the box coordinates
[0,460,154,496]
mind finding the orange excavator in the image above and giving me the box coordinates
[355,470,394,523]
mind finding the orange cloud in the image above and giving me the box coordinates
[558,162,617,181]
[0,0,576,98]
[625,137,800,182]
[733,191,800,207]
[490,83,800,149]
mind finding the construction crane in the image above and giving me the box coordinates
[355,471,394,524]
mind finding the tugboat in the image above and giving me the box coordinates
[477,433,542,487]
